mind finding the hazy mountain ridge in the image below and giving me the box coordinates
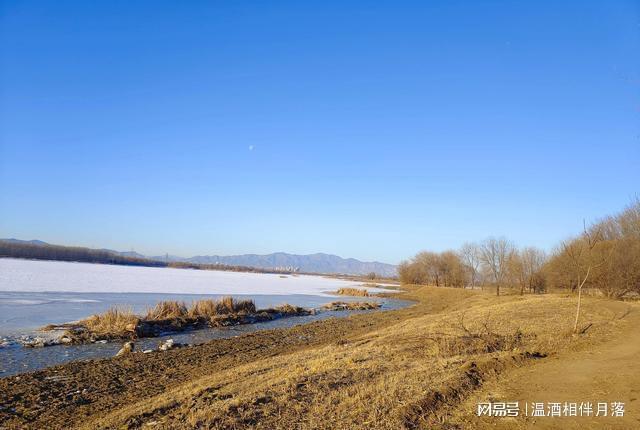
[1,239,397,277]
[180,252,397,277]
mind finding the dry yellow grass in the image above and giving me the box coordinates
[186,297,255,318]
[217,296,256,314]
[72,298,260,340]
[145,300,188,320]
[186,299,218,319]
[79,307,139,337]
[271,303,308,315]
[322,301,381,310]
[142,298,258,321]
[79,287,636,429]
[335,287,370,297]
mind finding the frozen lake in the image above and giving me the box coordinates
[0,258,406,376]
[0,258,396,335]
[0,258,392,296]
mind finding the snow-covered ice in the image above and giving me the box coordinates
[0,258,390,296]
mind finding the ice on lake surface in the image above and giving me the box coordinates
[0,258,392,296]
[0,258,397,335]
[0,258,407,377]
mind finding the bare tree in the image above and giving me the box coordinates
[479,237,515,296]
[521,247,546,293]
[459,242,481,289]
[562,221,607,333]
[509,247,547,295]
[508,250,527,295]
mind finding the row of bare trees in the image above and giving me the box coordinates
[398,238,546,296]
[546,199,640,300]
[399,199,640,306]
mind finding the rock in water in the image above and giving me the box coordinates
[115,341,134,357]
[158,339,175,351]
[19,336,58,348]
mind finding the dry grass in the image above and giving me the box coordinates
[214,296,256,314]
[322,301,381,311]
[69,298,262,340]
[82,287,636,430]
[270,304,308,315]
[186,299,218,319]
[79,307,139,337]
[335,287,370,297]
[145,300,188,320]
[144,298,258,321]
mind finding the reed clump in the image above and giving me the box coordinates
[145,300,189,320]
[214,296,256,315]
[80,307,140,337]
[335,287,370,297]
[270,304,309,315]
[322,301,381,311]
[188,297,256,319]
[58,297,313,343]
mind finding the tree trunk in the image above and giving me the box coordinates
[573,266,592,333]
[573,286,583,333]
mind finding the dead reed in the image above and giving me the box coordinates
[335,287,370,297]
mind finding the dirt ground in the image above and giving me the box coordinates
[450,299,640,429]
[0,287,638,429]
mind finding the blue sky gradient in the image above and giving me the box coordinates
[1,1,639,263]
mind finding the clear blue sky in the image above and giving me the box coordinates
[1,1,638,264]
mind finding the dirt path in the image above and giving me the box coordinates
[453,300,640,429]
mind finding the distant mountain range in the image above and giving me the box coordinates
[1,239,397,277]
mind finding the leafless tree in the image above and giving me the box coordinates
[459,242,481,289]
[479,237,515,296]
[562,221,607,333]
[507,247,547,295]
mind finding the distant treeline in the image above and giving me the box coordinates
[0,241,291,274]
[399,199,640,299]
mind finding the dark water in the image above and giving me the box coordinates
[0,291,411,377]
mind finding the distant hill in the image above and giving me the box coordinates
[0,239,165,268]
[0,238,49,246]
[1,239,397,277]
[176,252,397,277]
[103,249,147,259]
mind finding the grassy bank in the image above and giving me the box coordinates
[1,286,637,429]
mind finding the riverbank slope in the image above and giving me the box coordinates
[1,286,638,429]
